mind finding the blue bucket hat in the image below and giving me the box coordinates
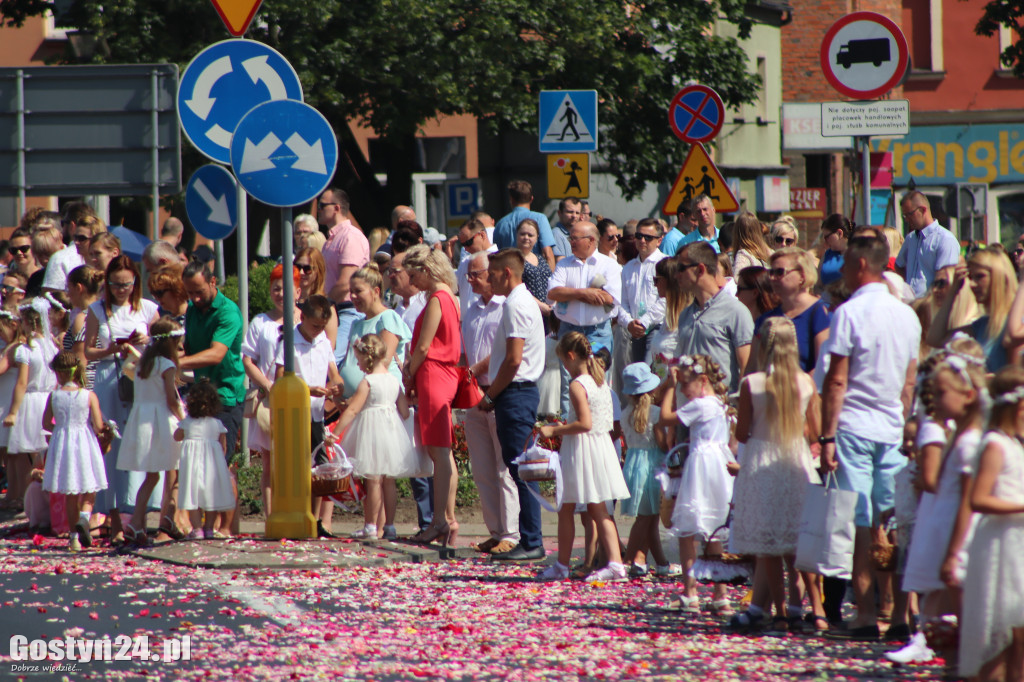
[622,362,660,396]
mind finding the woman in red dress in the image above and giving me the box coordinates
[403,245,461,546]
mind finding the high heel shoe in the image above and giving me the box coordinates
[409,523,453,546]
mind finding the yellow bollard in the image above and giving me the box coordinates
[265,371,316,539]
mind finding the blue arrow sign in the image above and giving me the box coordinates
[539,90,598,153]
[229,99,338,208]
[178,39,302,164]
[186,164,238,240]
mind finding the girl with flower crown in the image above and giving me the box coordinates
[658,353,737,616]
[116,316,185,546]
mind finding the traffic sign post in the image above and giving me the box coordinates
[820,12,909,226]
[209,0,264,37]
[547,154,589,199]
[668,85,725,143]
[444,179,481,230]
[539,90,598,153]
[178,39,303,164]
[661,143,738,215]
[229,99,338,208]
[185,164,238,240]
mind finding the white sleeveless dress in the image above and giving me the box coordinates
[42,388,107,494]
[959,430,1024,678]
[341,373,419,478]
[117,356,181,472]
[670,395,735,540]
[560,374,630,505]
[8,337,58,453]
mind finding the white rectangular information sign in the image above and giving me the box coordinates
[821,100,909,137]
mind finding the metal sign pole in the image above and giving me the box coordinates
[237,183,249,460]
[151,69,160,242]
[15,70,25,220]
[862,136,872,226]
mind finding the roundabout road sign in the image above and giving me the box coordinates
[230,99,338,208]
[820,12,908,100]
[668,85,724,143]
[178,39,303,164]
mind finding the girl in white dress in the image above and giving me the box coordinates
[117,317,185,546]
[4,301,58,490]
[731,317,824,633]
[892,339,986,665]
[658,354,736,616]
[329,334,417,540]
[175,380,235,540]
[959,367,1024,681]
[537,332,630,583]
[0,308,24,510]
[41,352,106,552]
[241,264,300,516]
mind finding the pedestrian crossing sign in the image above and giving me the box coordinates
[547,154,589,199]
[539,90,598,153]
[661,143,739,215]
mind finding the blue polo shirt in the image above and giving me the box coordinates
[493,206,555,253]
[677,226,721,254]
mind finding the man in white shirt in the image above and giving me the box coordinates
[43,202,96,294]
[617,217,667,363]
[454,219,498,316]
[894,191,959,298]
[547,221,621,416]
[480,249,546,562]
[820,233,920,641]
[460,252,519,555]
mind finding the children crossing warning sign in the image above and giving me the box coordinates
[661,143,738,215]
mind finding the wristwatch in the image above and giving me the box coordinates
[817,435,836,445]
[481,393,494,407]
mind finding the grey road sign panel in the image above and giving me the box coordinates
[0,64,181,196]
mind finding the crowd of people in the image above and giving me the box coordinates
[1,183,1022,680]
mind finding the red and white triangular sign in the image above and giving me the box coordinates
[210,0,264,37]
[661,143,738,215]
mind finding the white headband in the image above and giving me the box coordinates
[150,328,185,341]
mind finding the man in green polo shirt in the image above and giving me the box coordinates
[179,260,245,534]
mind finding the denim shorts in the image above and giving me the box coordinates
[834,429,906,528]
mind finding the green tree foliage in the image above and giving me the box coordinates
[1,0,761,202]
[976,1,1024,76]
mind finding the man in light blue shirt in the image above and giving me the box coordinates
[493,180,556,270]
[660,199,695,257]
[894,191,959,298]
[550,198,579,261]
[675,194,720,254]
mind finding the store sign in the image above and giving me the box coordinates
[789,188,827,218]
[871,123,1024,184]
[782,103,853,151]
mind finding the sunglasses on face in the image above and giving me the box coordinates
[150,289,167,298]
[768,267,797,278]
[73,234,90,243]
[10,245,30,255]
[108,279,135,290]
[635,233,660,242]
[295,263,312,274]
[459,233,478,249]
[603,234,620,242]
[774,236,795,246]
[2,285,24,294]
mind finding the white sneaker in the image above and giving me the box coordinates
[68,535,81,552]
[537,562,570,581]
[655,563,679,577]
[350,527,376,540]
[585,562,628,583]
[884,632,935,664]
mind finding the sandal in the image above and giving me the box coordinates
[765,616,789,635]
[157,516,185,541]
[570,563,595,580]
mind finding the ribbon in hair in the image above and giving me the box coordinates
[942,354,975,387]
[0,310,15,321]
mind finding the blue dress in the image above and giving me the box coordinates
[755,298,831,372]
[819,249,843,286]
[620,404,663,517]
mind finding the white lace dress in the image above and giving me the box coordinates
[7,337,58,453]
[117,357,182,472]
[177,417,235,512]
[959,430,1024,678]
[560,374,630,505]
[341,373,419,478]
[730,372,819,555]
[42,388,106,495]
